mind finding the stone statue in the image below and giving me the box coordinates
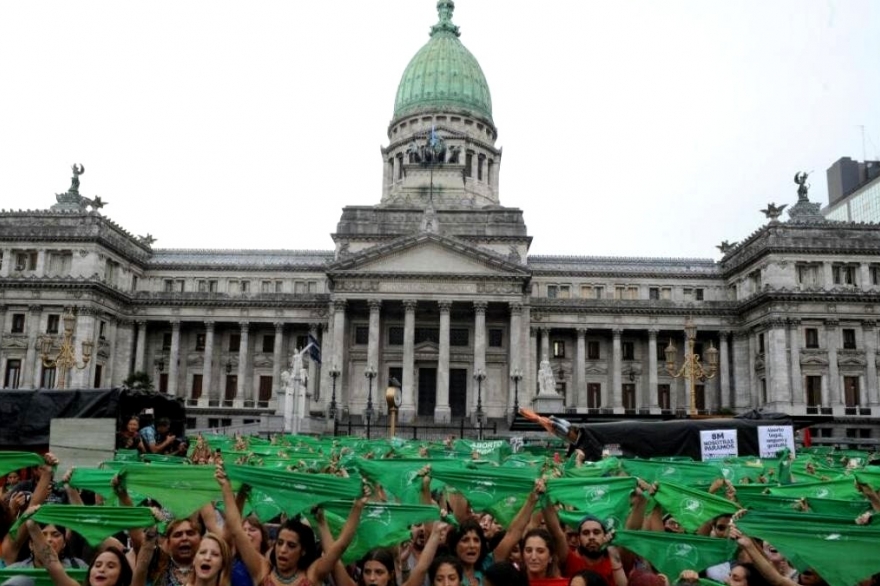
[716,240,738,254]
[70,164,84,193]
[537,360,557,396]
[794,171,811,202]
[447,145,461,164]
[507,244,522,264]
[407,141,421,164]
[138,233,157,246]
[760,203,787,221]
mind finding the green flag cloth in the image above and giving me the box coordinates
[452,439,512,463]
[563,457,622,478]
[141,454,190,465]
[315,500,441,563]
[768,477,862,501]
[737,513,880,586]
[0,568,88,586]
[429,462,538,512]
[855,469,880,491]
[225,463,362,518]
[612,530,737,578]
[121,463,233,519]
[11,505,156,546]
[546,476,635,530]
[621,459,720,486]
[806,497,871,518]
[652,481,738,533]
[0,452,43,478]
[69,468,123,502]
[351,458,442,504]
[113,449,141,462]
[735,492,806,513]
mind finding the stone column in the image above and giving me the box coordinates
[134,321,147,373]
[787,320,802,408]
[105,317,118,387]
[167,321,181,397]
[767,319,789,407]
[863,321,879,406]
[648,329,659,410]
[529,327,538,397]
[308,323,320,401]
[115,319,135,386]
[202,322,215,407]
[270,322,283,407]
[401,300,417,421]
[367,300,382,376]
[24,305,42,389]
[236,322,249,407]
[576,328,588,407]
[332,299,347,406]
[747,332,759,408]
[73,307,98,389]
[823,262,834,290]
[540,327,550,364]
[435,300,452,423]
[473,301,488,415]
[719,331,731,410]
[509,303,523,410]
[612,328,623,410]
[680,332,691,411]
[319,302,335,413]
[35,250,47,277]
[732,332,750,410]
[825,320,841,407]
[0,250,10,277]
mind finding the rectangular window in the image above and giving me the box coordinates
[833,264,857,286]
[842,328,857,350]
[261,281,272,293]
[465,152,473,177]
[191,374,203,400]
[761,378,767,404]
[552,340,565,358]
[547,285,558,299]
[750,270,762,292]
[658,384,671,411]
[805,328,819,349]
[41,366,56,389]
[623,384,636,411]
[229,333,241,352]
[587,340,600,360]
[844,376,860,407]
[488,328,503,348]
[558,285,571,299]
[871,265,880,286]
[275,281,283,293]
[4,359,22,389]
[805,375,822,407]
[622,341,635,361]
[15,251,38,271]
[415,327,440,344]
[450,328,469,346]
[132,275,139,291]
[11,313,25,334]
[162,332,172,350]
[694,384,706,411]
[164,279,174,292]
[198,280,208,292]
[195,334,206,351]
[661,287,672,300]
[186,418,197,430]
[294,281,306,295]
[177,280,185,292]
[208,418,220,429]
[594,286,604,299]
[798,264,821,287]
[355,326,369,345]
[649,287,660,300]
[614,286,626,300]
[259,376,273,403]
[587,383,601,409]
[581,285,592,299]
[758,332,765,354]
[46,314,60,334]
[262,335,275,353]
[99,320,107,339]
[240,281,250,293]
[388,326,403,346]
[695,288,704,301]
[159,373,169,394]
[209,280,218,292]
[224,376,237,403]
[627,286,639,300]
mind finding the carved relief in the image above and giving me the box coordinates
[476,282,521,295]
[800,349,829,366]
[335,281,380,293]
[837,350,866,367]
[253,355,273,368]
[584,364,608,375]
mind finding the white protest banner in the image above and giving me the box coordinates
[758,425,795,458]
[700,429,739,460]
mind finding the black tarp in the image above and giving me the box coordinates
[0,388,185,448]
[571,415,793,461]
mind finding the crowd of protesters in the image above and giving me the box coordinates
[0,415,879,586]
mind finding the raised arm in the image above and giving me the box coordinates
[730,524,797,586]
[25,509,79,586]
[60,468,83,506]
[131,527,158,586]
[215,465,270,584]
[306,488,368,584]
[1,492,29,565]
[494,478,545,562]
[31,453,59,507]
[402,521,448,586]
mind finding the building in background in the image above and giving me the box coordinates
[1,1,878,445]
[824,156,880,222]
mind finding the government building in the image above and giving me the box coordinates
[1,1,878,443]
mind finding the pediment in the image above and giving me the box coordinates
[329,232,529,277]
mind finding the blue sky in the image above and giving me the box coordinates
[1,0,878,258]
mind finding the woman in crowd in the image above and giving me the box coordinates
[10,519,88,570]
[216,464,367,586]
[519,528,566,586]
[1,471,22,497]
[482,562,528,586]
[429,556,464,586]
[115,418,147,454]
[188,533,232,586]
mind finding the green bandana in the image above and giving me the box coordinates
[621,459,720,487]
[546,476,635,530]
[613,529,737,578]
[429,462,538,512]
[11,504,156,545]
[0,452,44,478]
[351,457,442,504]
[121,463,234,518]
[0,568,88,586]
[69,467,124,502]
[652,481,738,533]
[737,512,880,586]
[768,477,862,501]
[224,463,363,518]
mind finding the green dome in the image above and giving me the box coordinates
[393,1,493,124]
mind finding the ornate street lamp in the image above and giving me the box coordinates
[664,317,719,415]
[510,368,523,420]
[473,368,486,440]
[39,308,93,389]
[364,365,377,438]
[385,376,402,438]
[327,364,341,420]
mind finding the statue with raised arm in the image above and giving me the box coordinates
[70,164,84,193]
[794,171,811,202]
[537,360,557,396]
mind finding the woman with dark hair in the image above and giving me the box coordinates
[483,562,528,586]
[116,418,147,454]
[428,556,463,586]
[10,521,87,570]
[216,465,366,586]
[568,570,608,586]
[444,520,488,586]
[519,528,566,586]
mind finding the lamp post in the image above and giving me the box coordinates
[39,309,93,389]
[510,368,523,420]
[364,365,376,439]
[386,377,402,438]
[664,317,719,416]
[473,368,486,440]
[327,364,341,421]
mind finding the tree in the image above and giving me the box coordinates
[123,371,154,392]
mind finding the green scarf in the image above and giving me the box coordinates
[429,462,538,512]
[612,530,737,578]
[351,457,442,504]
[69,467,123,502]
[546,476,635,530]
[121,463,234,518]
[768,477,862,501]
[0,568,88,586]
[224,463,363,518]
[737,513,880,586]
[652,481,738,533]
[621,459,720,486]
[12,504,156,545]
[0,452,43,478]
[315,500,442,563]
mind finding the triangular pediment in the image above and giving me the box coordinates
[328,232,529,277]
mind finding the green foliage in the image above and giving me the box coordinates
[123,370,153,391]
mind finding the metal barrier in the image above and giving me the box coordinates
[333,418,498,441]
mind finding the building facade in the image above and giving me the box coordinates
[824,156,880,223]
[1,1,879,441]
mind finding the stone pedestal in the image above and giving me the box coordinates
[398,405,416,423]
[533,393,564,414]
[434,404,451,424]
